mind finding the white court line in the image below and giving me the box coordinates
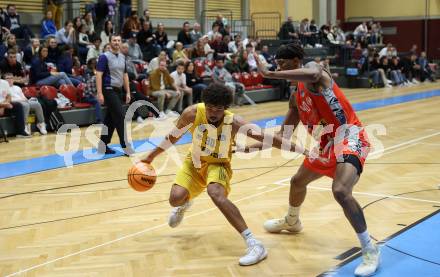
[5,131,440,276]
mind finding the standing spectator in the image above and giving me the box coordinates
[30,46,73,87]
[171,61,193,113]
[46,37,61,64]
[55,20,75,45]
[4,73,47,135]
[96,34,133,156]
[279,16,299,41]
[185,61,207,103]
[154,23,169,52]
[57,45,82,86]
[2,4,35,41]
[121,11,140,39]
[148,60,181,118]
[41,10,57,39]
[119,0,132,32]
[212,56,244,105]
[87,36,102,63]
[105,0,117,23]
[214,14,226,34]
[177,21,193,48]
[190,23,202,43]
[0,49,27,86]
[83,58,103,123]
[47,0,64,29]
[23,38,40,65]
[100,20,113,51]
[81,11,95,35]
[0,78,29,137]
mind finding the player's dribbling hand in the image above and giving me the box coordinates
[141,153,155,164]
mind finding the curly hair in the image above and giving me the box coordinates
[275,42,305,60]
[201,83,233,108]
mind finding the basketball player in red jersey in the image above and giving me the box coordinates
[250,44,379,276]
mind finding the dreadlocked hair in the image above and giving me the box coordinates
[275,42,305,60]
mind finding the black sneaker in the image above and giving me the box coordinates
[97,145,116,155]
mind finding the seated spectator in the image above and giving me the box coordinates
[137,20,158,62]
[172,42,190,65]
[370,53,391,88]
[358,51,380,88]
[122,11,140,39]
[148,60,181,118]
[278,16,299,41]
[127,32,144,62]
[190,23,202,43]
[55,20,75,46]
[57,45,82,86]
[177,21,193,48]
[171,61,192,113]
[202,35,215,59]
[245,43,259,71]
[0,33,23,64]
[212,56,244,105]
[210,33,228,59]
[81,11,95,36]
[154,23,169,52]
[418,51,436,82]
[332,20,345,44]
[83,58,103,124]
[185,61,207,103]
[387,56,406,86]
[23,38,40,65]
[41,10,57,39]
[378,43,396,58]
[2,4,35,41]
[0,77,29,137]
[221,24,231,37]
[237,49,250,72]
[207,22,220,41]
[353,21,368,41]
[409,44,418,55]
[77,24,92,64]
[260,45,275,70]
[0,49,27,86]
[401,54,420,84]
[225,54,241,73]
[369,22,381,45]
[228,34,242,54]
[191,38,207,60]
[148,50,168,73]
[299,18,314,46]
[100,20,113,51]
[46,37,61,64]
[30,46,73,87]
[139,8,150,26]
[214,14,226,34]
[4,73,47,135]
[87,36,102,63]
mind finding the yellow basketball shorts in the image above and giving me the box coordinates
[174,158,232,199]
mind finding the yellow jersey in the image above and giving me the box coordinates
[189,103,235,167]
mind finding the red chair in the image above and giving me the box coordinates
[40,85,58,100]
[59,84,91,109]
[194,60,205,77]
[22,86,39,99]
[76,82,86,98]
[251,72,264,85]
[240,72,254,88]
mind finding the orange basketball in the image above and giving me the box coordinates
[127,162,157,192]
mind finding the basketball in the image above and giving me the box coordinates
[127,162,157,192]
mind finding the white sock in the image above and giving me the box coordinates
[286,205,300,225]
[241,229,255,244]
[357,230,374,249]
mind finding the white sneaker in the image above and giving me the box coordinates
[36,123,47,135]
[25,124,31,135]
[136,116,144,123]
[385,84,392,88]
[168,201,192,228]
[263,217,303,233]
[354,244,380,277]
[411,79,419,84]
[154,111,167,121]
[386,79,392,84]
[239,239,268,266]
[165,110,180,118]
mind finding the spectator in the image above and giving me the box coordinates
[55,20,75,45]
[148,60,181,118]
[154,23,169,51]
[105,0,117,23]
[139,8,150,25]
[47,0,64,29]
[221,24,231,37]
[177,21,193,48]
[190,23,202,43]
[207,22,220,41]
[77,24,92,64]
[245,43,259,71]
[210,33,228,59]
[148,50,167,73]
[127,32,143,62]
[57,44,82,86]
[228,34,242,54]
[333,19,346,43]
[409,44,418,55]
[353,21,368,41]
[370,54,391,88]
[30,46,73,87]
[100,20,113,51]
[418,51,436,82]
[385,56,405,86]
[23,38,40,65]
[212,56,244,105]
[0,49,27,86]
[83,58,103,124]
[225,54,241,73]
[279,16,299,41]
[81,11,95,35]
[390,56,409,86]
[299,18,313,46]
[214,14,226,34]
[202,35,215,59]
[192,38,207,59]
[172,42,190,65]
[4,73,47,135]
[121,11,140,39]
[185,61,207,103]
[119,0,132,32]
[369,22,381,45]
[41,10,57,39]
[237,49,250,72]
[401,54,420,84]
[358,51,381,88]
[2,4,35,41]
[87,36,102,63]
[0,34,23,64]
[137,20,158,62]
[46,36,61,64]
[0,78,29,137]
[171,61,192,113]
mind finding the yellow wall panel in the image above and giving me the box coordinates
[430,0,440,16]
[288,0,313,21]
[149,0,195,19]
[250,0,284,16]
[346,0,432,19]
[206,0,241,20]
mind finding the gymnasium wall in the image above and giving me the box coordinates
[288,0,313,22]
[343,0,440,59]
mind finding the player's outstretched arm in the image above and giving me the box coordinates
[141,105,196,163]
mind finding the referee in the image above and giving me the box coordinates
[96,34,133,156]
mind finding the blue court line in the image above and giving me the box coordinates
[0,89,439,179]
[322,210,440,277]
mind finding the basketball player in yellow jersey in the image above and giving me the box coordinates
[142,83,307,266]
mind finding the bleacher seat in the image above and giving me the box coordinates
[40,85,58,100]
[22,86,39,99]
[59,84,91,109]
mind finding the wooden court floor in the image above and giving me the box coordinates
[0,83,440,276]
